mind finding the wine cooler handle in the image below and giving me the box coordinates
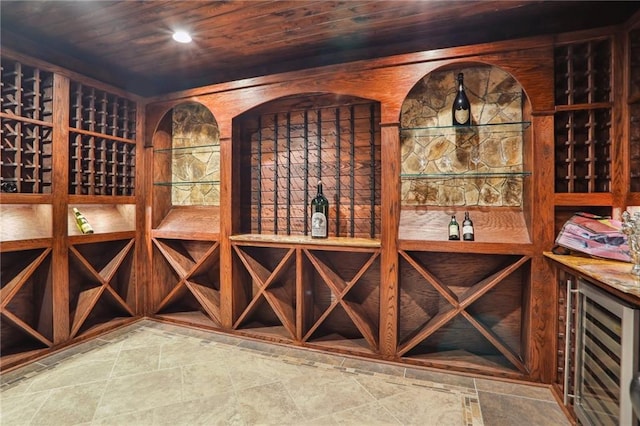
[563,279,577,406]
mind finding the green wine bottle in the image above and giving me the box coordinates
[448,215,460,240]
[310,180,329,238]
[73,207,94,234]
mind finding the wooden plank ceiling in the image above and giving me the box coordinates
[1,0,638,97]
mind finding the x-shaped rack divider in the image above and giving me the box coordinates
[69,239,135,337]
[0,248,52,346]
[232,246,297,338]
[398,251,530,373]
[153,240,221,325]
[302,249,380,351]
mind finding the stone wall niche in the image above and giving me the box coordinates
[400,64,527,207]
[170,103,220,206]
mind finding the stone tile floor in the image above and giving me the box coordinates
[0,320,570,425]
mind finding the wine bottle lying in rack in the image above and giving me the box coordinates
[73,207,94,234]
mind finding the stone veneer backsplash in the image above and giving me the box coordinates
[171,103,220,206]
[401,65,525,207]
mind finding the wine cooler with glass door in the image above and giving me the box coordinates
[566,279,639,425]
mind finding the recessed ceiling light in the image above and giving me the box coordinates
[172,30,192,43]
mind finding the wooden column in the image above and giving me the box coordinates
[379,122,400,358]
[51,73,70,343]
[136,102,149,315]
[219,129,235,328]
[529,113,557,383]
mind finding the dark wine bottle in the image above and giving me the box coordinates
[1,182,18,193]
[462,211,474,241]
[310,180,329,238]
[448,215,460,240]
[73,207,94,234]
[452,73,471,126]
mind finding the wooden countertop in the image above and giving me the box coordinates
[230,234,381,249]
[544,252,640,299]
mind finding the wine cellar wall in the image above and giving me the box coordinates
[2,14,639,406]
[0,53,142,370]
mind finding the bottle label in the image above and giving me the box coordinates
[311,212,327,237]
[449,224,459,237]
[454,108,469,124]
[462,225,474,235]
[77,217,94,234]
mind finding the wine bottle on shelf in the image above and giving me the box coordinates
[1,182,18,193]
[448,215,460,240]
[462,211,475,241]
[310,180,329,238]
[452,72,471,126]
[73,207,94,234]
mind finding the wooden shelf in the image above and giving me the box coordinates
[153,311,220,329]
[230,234,380,249]
[553,193,613,206]
[0,204,52,242]
[67,204,135,236]
[153,206,220,239]
[399,207,531,246]
[305,335,376,355]
[401,350,524,377]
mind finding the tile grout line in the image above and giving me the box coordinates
[91,334,126,423]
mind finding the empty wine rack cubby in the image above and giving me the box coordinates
[553,39,613,193]
[1,57,54,193]
[68,82,137,196]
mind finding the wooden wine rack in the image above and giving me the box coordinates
[68,238,136,337]
[237,95,381,238]
[1,58,54,193]
[68,82,136,195]
[152,238,221,327]
[398,251,530,374]
[0,247,53,364]
[231,236,381,354]
[553,39,613,193]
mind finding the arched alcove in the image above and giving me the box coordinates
[149,101,223,328]
[400,63,531,209]
[152,102,220,210]
[232,93,381,238]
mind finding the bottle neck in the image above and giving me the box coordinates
[317,182,323,195]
